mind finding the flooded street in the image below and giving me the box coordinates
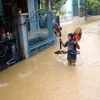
[1,17,100,100]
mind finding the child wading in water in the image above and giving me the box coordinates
[60,33,80,66]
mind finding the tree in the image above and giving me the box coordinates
[51,0,67,12]
[85,0,100,19]
[85,0,100,8]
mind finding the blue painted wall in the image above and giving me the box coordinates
[27,0,35,17]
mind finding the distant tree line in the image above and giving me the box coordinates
[85,0,100,8]
[85,0,100,18]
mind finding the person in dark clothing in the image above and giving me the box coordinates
[60,33,80,66]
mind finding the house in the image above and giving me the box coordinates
[0,0,56,60]
[60,0,85,17]
[60,0,85,16]
[17,0,56,58]
[60,0,85,25]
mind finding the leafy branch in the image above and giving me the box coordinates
[51,0,67,12]
[85,0,100,8]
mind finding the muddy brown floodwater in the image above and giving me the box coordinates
[1,16,100,100]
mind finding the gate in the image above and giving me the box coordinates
[26,9,56,56]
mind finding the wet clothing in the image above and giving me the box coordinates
[65,41,77,62]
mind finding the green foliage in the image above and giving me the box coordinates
[51,0,67,12]
[85,0,100,8]
[59,11,66,15]
[41,1,46,8]
[68,11,72,14]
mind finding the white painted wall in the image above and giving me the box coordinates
[60,0,72,14]
[60,0,73,25]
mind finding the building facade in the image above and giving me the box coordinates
[60,0,85,16]
[0,0,56,61]
[60,0,85,25]
[17,0,56,58]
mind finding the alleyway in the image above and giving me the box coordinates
[1,17,100,100]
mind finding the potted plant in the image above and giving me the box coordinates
[17,8,22,14]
